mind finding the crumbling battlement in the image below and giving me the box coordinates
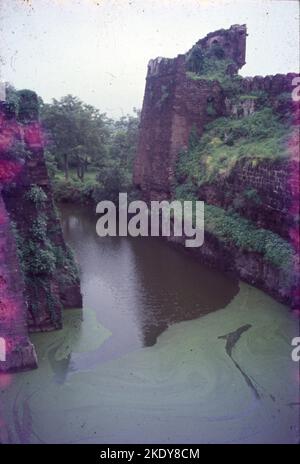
[147,24,247,79]
[134,25,248,198]
[187,24,247,71]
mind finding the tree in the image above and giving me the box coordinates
[41,95,110,180]
[94,109,140,202]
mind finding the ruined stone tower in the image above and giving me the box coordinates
[134,25,247,200]
[134,25,299,309]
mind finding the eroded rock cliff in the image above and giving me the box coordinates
[0,90,82,372]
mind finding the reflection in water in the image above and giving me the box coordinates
[59,204,239,363]
[1,204,299,444]
[45,308,84,384]
[48,346,71,384]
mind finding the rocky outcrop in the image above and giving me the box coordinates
[0,91,82,372]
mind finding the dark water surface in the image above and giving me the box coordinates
[0,204,298,444]
[60,204,239,364]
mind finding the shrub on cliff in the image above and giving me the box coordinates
[186,57,235,83]
[25,185,48,207]
[175,108,291,188]
[206,108,288,141]
[185,45,205,74]
[18,89,40,122]
[204,204,294,271]
[186,42,233,83]
[53,178,97,204]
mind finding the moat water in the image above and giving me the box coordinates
[0,204,299,444]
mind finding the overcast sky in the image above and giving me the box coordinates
[0,0,299,118]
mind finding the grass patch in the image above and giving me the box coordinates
[54,169,98,183]
[170,201,294,272]
[187,58,234,83]
[175,108,291,188]
[204,205,294,271]
[239,94,258,101]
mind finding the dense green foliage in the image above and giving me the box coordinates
[185,44,272,106]
[93,112,140,202]
[18,89,40,122]
[5,86,40,122]
[41,95,111,181]
[18,187,57,278]
[186,42,229,77]
[205,205,293,271]
[6,86,140,202]
[40,95,140,202]
[53,177,98,204]
[25,185,48,207]
[187,58,234,83]
[173,97,294,274]
[175,108,291,191]
[12,183,80,321]
[185,41,244,95]
[169,200,294,272]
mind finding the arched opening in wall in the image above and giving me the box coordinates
[0,337,6,362]
[211,40,225,59]
[206,96,217,117]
